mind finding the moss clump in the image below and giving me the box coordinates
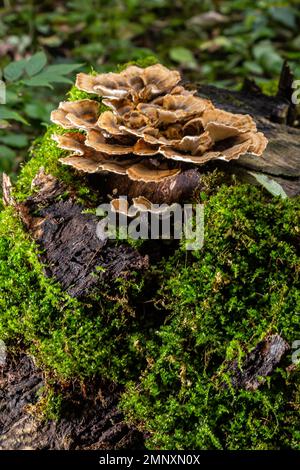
[116,55,158,72]
[259,78,279,96]
[67,87,110,114]
[0,206,150,383]
[67,86,96,102]
[14,126,72,199]
[1,181,299,446]
[14,125,99,205]
[121,185,300,450]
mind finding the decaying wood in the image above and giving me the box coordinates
[19,169,149,297]
[197,82,300,196]
[0,354,144,450]
[224,334,290,391]
[101,167,201,205]
[277,61,298,126]
[2,173,14,206]
[30,167,66,203]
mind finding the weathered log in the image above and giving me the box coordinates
[224,334,290,391]
[0,354,144,450]
[18,170,149,298]
[197,82,300,189]
[2,173,14,207]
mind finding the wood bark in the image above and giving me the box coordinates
[0,354,144,450]
[18,170,149,298]
[223,334,290,391]
[197,79,300,195]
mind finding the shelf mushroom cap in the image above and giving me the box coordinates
[51,63,268,206]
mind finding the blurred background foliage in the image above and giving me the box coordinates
[0,0,300,177]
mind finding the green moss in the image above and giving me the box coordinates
[0,206,150,383]
[14,125,98,205]
[116,55,159,72]
[67,86,95,102]
[35,388,64,422]
[196,169,236,198]
[121,185,300,450]
[15,125,68,201]
[259,78,279,96]
[1,179,300,448]
[67,86,110,114]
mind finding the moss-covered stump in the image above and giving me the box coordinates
[0,70,300,450]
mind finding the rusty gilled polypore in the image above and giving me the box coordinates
[51,64,268,210]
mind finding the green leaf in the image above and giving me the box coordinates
[199,36,231,51]
[23,75,53,88]
[0,144,16,159]
[44,63,84,75]
[291,35,300,51]
[24,102,53,121]
[45,74,73,84]
[23,72,73,87]
[248,172,288,199]
[252,42,283,74]
[0,108,29,124]
[269,7,296,30]
[0,133,28,148]
[169,47,195,64]
[25,51,47,77]
[244,61,263,75]
[39,35,63,48]
[4,59,27,81]
[5,89,19,106]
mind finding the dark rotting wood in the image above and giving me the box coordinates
[0,354,144,450]
[18,170,149,298]
[224,334,290,391]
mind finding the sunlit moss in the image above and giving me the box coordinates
[1,180,300,446]
[116,55,159,71]
[121,185,300,450]
[0,206,147,382]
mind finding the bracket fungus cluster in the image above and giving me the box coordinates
[51,64,268,210]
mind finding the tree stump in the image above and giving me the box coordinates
[1,67,299,449]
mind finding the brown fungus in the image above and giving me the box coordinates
[51,100,100,130]
[76,64,181,102]
[51,64,268,209]
[110,196,178,217]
